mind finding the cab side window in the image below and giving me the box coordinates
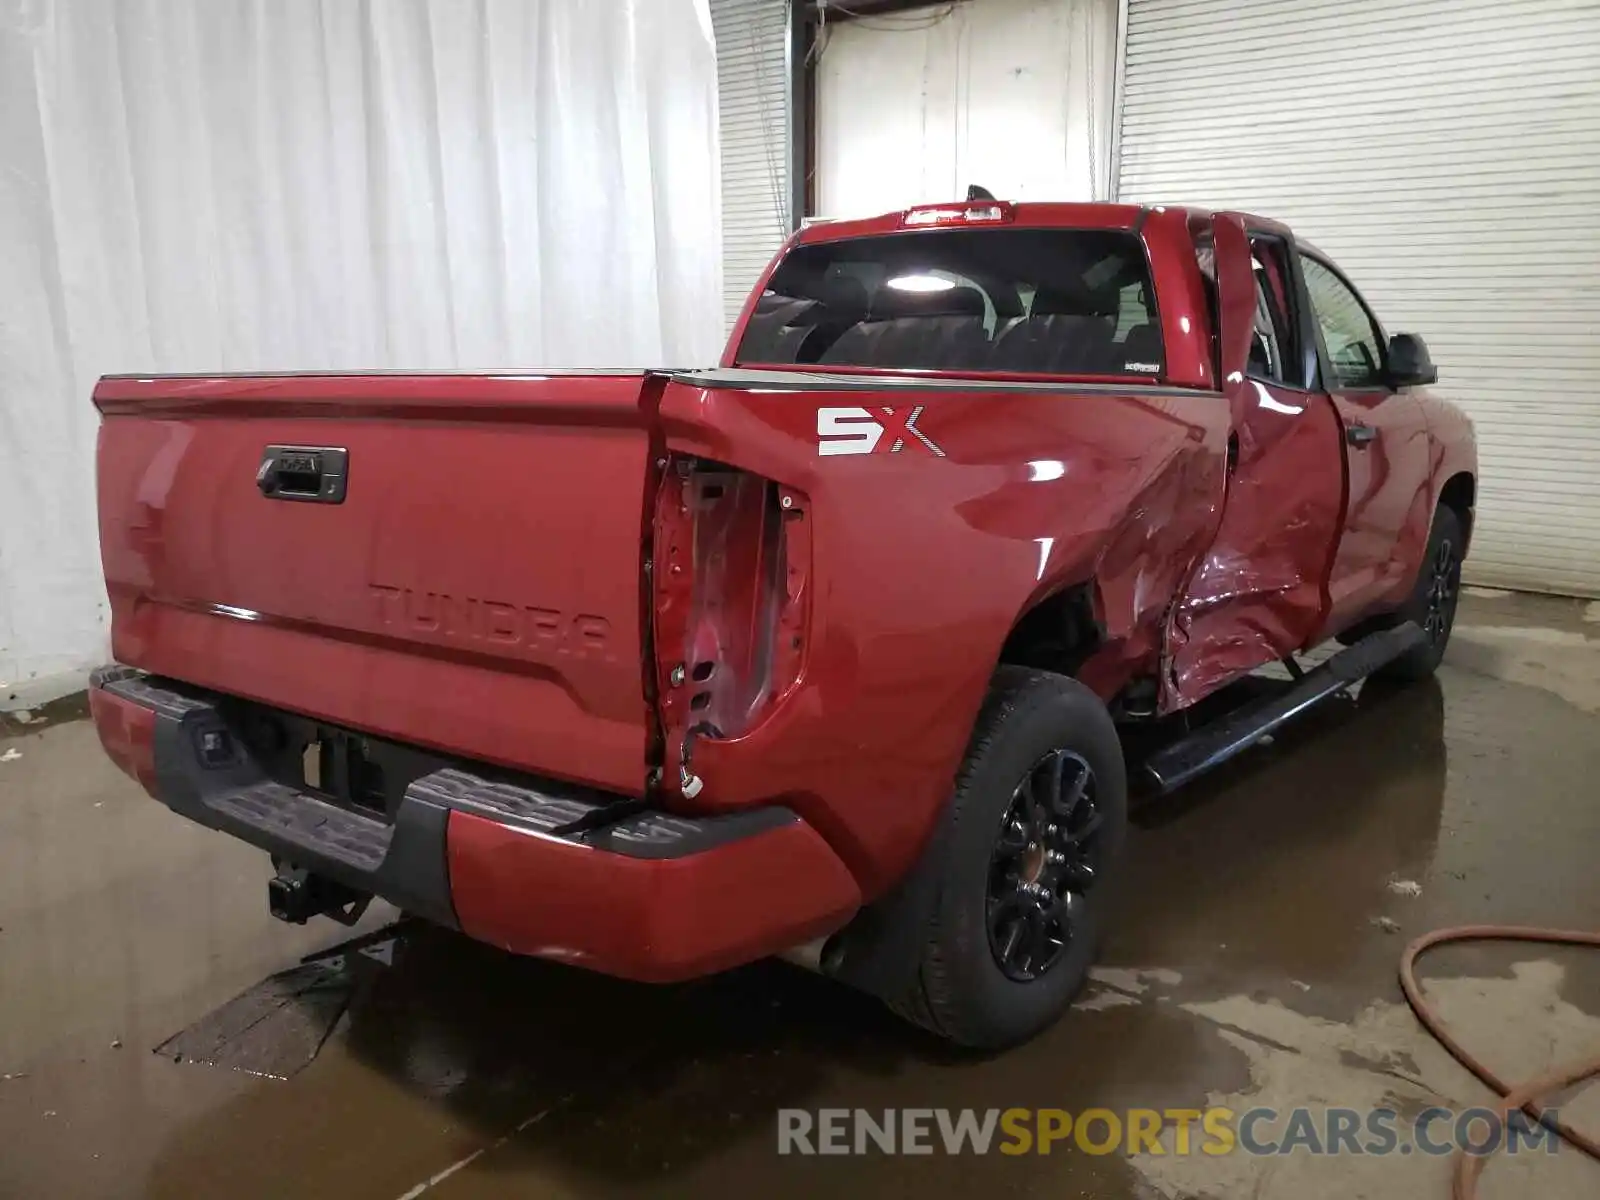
[1246,235,1303,386]
[1301,255,1386,389]
[1188,227,1308,388]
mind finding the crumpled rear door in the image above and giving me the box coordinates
[1161,214,1347,709]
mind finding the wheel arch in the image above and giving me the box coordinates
[995,582,1105,680]
[1437,470,1476,557]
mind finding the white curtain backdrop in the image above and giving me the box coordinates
[0,0,725,707]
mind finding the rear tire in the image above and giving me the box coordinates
[1374,506,1463,682]
[889,667,1127,1049]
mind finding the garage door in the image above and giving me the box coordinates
[711,0,793,330]
[813,0,1117,218]
[1116,0,1600,596]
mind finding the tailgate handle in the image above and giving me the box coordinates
[257,445,348,504]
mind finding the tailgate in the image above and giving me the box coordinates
[93,372,661,795]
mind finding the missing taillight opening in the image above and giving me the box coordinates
[651,458,812,796]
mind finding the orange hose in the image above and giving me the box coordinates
[1398,925,1600,1199]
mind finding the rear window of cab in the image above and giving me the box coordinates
[735,228,1163,377]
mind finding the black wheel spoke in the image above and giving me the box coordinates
[999,916,1025,965]
[1020,773,1047,834]
[1043,751,1067,816]
[1062,859,1096,890]
[1422,537,1459,645]
[991,879,1025,909]
[1065,810,1103,846]
[1057,759,1090,821]
[1024,903,1055,967]
[987,749,1100,982]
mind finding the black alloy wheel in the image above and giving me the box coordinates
[1423,534,1460,645]
[986,749,1103,982]
[1375,504,1464,682]
[878,667,1128,1048]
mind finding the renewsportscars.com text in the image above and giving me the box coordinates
[776,1106,1561,1158]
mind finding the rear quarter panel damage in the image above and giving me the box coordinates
[656,376,1230,896]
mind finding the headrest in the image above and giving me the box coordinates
[755,290,799,313]
[1029,284,1116,319]
[813,274,870,316]
[752,294,817,323]
[873,284,987,320]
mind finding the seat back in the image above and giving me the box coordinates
[739,295,819,363]
[819,285,992,369]
[989,285,1117,373]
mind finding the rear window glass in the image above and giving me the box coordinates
[735,228,1163,377]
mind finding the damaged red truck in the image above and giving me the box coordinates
[89,201,1475,1047]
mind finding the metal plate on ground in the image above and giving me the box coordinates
[153,926,403,1080]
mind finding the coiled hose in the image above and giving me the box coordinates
[1399,926,1600,1199]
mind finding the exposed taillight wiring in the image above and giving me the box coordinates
[651,456,811,804]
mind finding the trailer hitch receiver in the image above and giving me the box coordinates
[268,860,372,926]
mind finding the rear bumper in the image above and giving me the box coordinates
[89,667,861,981]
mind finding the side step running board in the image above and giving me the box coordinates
[1143,622,1427,794]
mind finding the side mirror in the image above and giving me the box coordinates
[1387,333,1438,387]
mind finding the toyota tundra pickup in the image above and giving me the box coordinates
[88,200,1475,1047]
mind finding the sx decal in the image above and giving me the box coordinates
[816,406,946,457]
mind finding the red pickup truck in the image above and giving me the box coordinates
[88,200,1475,1048]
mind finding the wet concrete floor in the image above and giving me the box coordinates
[2,591,1598,1199]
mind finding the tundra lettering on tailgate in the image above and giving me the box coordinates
[817,406,945,458]
[368,583,612,659]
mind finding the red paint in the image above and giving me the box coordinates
[88,685,158,794]
[94,373,665,796]
[92,200,1476,975]
[1321,382,1433,633]
[445,810,861,981]
[654,375,1233,890]
[1160,214,1347,706]
[648,204,1471,892]
[1419,393,1478,548]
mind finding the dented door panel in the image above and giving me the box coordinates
[1160,215,1348,709]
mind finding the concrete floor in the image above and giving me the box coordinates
[2,591,1598,1199]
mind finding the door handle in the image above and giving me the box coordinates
[257,445,349,503]
[1344,423,1377,448]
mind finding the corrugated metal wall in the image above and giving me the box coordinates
[1117,0,1600,596]
[711,0,793,329]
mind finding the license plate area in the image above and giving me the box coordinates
[300,731,389,817]
[216,699,449,823]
